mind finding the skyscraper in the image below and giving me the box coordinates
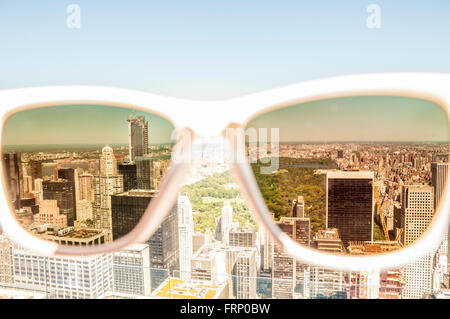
[135,156,153,190]
[430,163,448,294]
[128,115,149,162]
[178,194,194,280]
[309,228,346,299]
[292,196,305,218]
[3,153,24,209]
[431,162,448,210]
[30,160,43,182]
[400,185,435,299]
[57,168,78,216]
[43,179,75,226]
[232,248,257,299]
[110,189,179,289]
[221,202,233,245]
[148,203,179,289]
[400,185,434,246]
[326,170,374,244]
[118,163,137,191]
[229,227,256,248]
[93,146,123,235]
[78,172,94,202]
[111,190,156,240]
[272,215,311,299]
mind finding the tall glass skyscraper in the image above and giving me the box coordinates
[127,115,149,162]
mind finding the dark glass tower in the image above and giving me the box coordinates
[3,153,24,209]
[135,156,152,190]
[30,160,43,181]
[326,171,374,245]
[43,179,75,226]
[118,163,137,191]
[111,190,179,289]
[57,168,77,219]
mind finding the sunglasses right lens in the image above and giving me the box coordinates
[245,95,449,256]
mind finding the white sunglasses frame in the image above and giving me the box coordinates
[0,73,449,272]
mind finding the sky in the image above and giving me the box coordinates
[1,1,450,100]
[246,96,449,142]
[3,105,175,145]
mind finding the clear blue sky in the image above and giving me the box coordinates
[1,1,449,100]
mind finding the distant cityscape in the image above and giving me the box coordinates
[0,106,449,299]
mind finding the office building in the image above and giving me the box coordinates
[148,203,179,289]
[292,196,305,218]
[30,160,43,182]
[34,200,67,227]
[191,245,228,283]
[111,190,155,240]
[431,162,448,210]
[135,156,153,190]
[3,153,24,209]
[10,245,113,299]
[178,194,194,280]
[309,229,346,299]
[78,172,94,202]
[58,168,79,210]
[232,247,257,299]
[229,227,256,248]
[0,235,13,284]
[93,146,123,234]
[272,216,310,299]
[75,199,93,223]
[118,163,137,191]
[128,115,149,162]
[400,185,435,298]
[43,179,75,226]
[113,244,152,296]
[221,202,233,245]
[326,170,374,244]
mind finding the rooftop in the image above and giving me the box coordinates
[153,278,226,299]
[115,189,158,197]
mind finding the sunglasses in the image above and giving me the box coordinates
[0,73,449,272]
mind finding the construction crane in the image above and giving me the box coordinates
[370,182,390,241]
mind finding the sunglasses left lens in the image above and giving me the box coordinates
[2,104,175,245]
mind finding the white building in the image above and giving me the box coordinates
[401,185,435,299]
[233,247,257,299]
[78,172,94,202]
[177,194,194,280]
[94,146,123,236]
[10,245,113,299]
[113,244,151,296]
[75,199,93,223]
[221,202,233,245]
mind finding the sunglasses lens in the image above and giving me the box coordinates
[2,104,175,245]
[246,96,449,256]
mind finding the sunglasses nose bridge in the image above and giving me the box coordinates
[179,101,237,138]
